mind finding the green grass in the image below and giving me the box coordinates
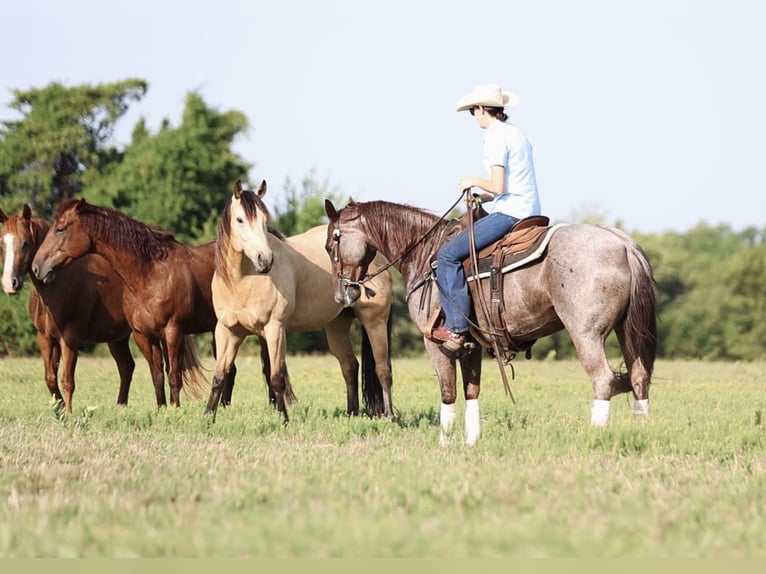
[0,355,764,557]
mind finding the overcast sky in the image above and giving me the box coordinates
[2,0,764,234]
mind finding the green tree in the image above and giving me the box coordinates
[271,170,344,236]
[87,91,251,243]
[0,80,147,218]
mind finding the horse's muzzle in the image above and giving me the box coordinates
[31,261,56,284]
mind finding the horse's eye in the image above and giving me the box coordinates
[236,217,244,224]
[22,240,31,249]
[55,227,65,233]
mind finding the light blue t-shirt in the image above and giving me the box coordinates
[482,121,541,218]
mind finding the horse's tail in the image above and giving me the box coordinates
[361,313,393,417]
[607,227,658,395]
[259,337,297,405]
[180,335,209,401]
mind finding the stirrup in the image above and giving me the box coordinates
[439,333,475,359]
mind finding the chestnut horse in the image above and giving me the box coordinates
[204,181,394,423]
[1,205,163,412]
[31,201,222,407]
[325,199,657,445]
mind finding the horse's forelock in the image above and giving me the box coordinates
[240,189,271,223]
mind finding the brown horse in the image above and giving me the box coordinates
[325,199,657,445]
[1,205,164,412]
[31,200,221,407]
[204,181,394,423]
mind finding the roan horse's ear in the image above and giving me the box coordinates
[234,180,244,199]
[75,198,88,212]
[22,204,32,221]
[324,199,338,221]
[254,180,267,198]
[0,208,6,224]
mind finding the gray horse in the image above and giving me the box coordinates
[325,199,657,445]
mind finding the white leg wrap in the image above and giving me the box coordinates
[590,399,611,426]
[464,399,481,446]
[633,398,650,417]
[439,402,457,446]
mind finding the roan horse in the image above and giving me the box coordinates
[31,200,225,407]
[325,199,657,445]
[1,205,162,412]
[204,181,394,423]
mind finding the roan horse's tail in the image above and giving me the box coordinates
[361,312,393,417]
[606,227,658,396]
[181,335,210,401]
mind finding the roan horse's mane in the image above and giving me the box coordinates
[214,188,285,285]
[342,200,443,255]
[57,199,177,262]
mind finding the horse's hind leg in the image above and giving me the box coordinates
[107,336,135,406]
[614,324,651,418]
[324,314,360,416]
[570,331,615,426]
[358,314,394,419]
[263,322,292,424]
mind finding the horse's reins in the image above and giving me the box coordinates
[331,194,464,295]
[465,191,516,403]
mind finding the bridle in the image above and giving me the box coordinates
[328,195,464,297]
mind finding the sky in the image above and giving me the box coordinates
[2,0,764,234]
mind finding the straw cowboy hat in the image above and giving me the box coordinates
[455,84,520,112]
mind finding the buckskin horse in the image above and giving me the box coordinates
[1,204,163,412]
[324,198,657,445]
[204,181,394,424]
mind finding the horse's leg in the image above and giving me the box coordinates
[570,330,615,426]
[163,327,185,407]
[359,314,394,419]
[258,336,276,406]
[614,323,651,418]
[59,339,79,414]
[107,336,135,406]
[459,344,483,446]
[263,322,291,424]
[36,331,63,404]
[424,337,459,446]
[211,337,237,407]
[132,332,166,408]
[324,314,360,416]
[205,322,243,419]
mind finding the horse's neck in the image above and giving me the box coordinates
[367,216,441,285]
[31,218,50,251]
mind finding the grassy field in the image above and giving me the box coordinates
[0,353,764,557]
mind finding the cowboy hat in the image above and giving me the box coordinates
[455,84,520,112]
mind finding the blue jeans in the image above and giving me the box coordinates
[437,212,518,333]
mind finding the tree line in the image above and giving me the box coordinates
[1,80,764,361]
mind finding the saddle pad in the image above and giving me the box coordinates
[466,223,568,281]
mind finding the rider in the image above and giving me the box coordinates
[437,84,542,358]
